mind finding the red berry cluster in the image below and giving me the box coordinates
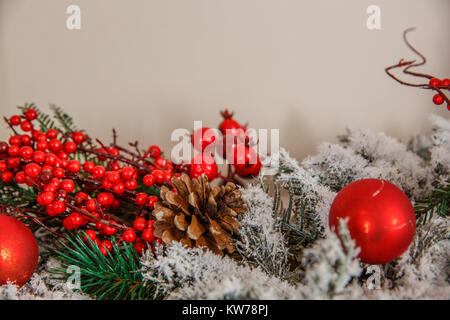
[429,78,450,110]
[189,110,262,181]
[0,108,184,256]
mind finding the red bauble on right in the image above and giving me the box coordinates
[329,179,416,264]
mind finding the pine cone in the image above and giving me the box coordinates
[152,174,247,255]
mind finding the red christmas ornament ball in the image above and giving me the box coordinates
[0,215,39,287]
[329,179,416,264]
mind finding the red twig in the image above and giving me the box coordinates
[385,28,449,105]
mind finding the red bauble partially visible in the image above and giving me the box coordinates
[329,179,416,264]
[0,215,39,287]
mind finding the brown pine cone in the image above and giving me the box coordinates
[152,173,248,255]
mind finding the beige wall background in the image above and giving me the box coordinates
[0,0,449,161]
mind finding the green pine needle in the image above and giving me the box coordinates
[50,232,164,300]
[415,182,449,225]
[50,104,80,133]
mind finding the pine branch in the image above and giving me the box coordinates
[50,232,164,300]
[50,104,79,133]
[0,181,37,207]
[414,181,449,225]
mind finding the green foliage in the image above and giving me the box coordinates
[0,181,37,207]
[50,104,80,133]
[267,154,323,252]
[415,182,449,225]
[51,232,163,300]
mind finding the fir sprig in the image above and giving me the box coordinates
[414,182,449,225]
[50,104,79,133]
[51,232,163,300]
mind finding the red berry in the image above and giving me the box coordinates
[48,139,63,153]
[8,145,20,157]
[83,161,95,173]
[44,183,57,193]
[86,199,98,211]
[147,195,159,209]
[63,141,77,153]
[14,171,26,184]
[147,220,155,228]
[1,171,14,183]
[134,242,146,256]
[76,192,89,204]
[61,179,75,192]
[429,78,440,87]
[111,162,121,171]
[154,156,167,167]
[97,192,114,207]
[63,217,77,230]
[25,163,41,178]
[113,182,125,194]
[92,165,106,179]
[67,160,81,173]
[106,171,121,184]
[53,167,65,178]
[57,151,69,161]
[133,217,147,231]
[32,150,46,163]
[135,193,148,206]
[7,157,20,169]
[46,129,58,139]
[441,78,450,87]
[50,177,61,189]
[50,200,66,214]
[123,229,136,243]
[147,145,161,158]
[101,240,113,252]
[142,228,155,242]
[21,135,32,146]
[24,109,37,121]
[143,174,155,187]
[124,179,137,191]
[103,225,118,236]
[230,145,262,177]
[0,160,7,172]
[121,166,135,180]
[107,147,120,156]
[189,154,218,181]
[9,115,22,126]
[20,121,33,132]
[0,142,8,153]
[18,146,33,160]
[96,221,105,230]
[83,230,97,242]
[433,94,444,105]
[68,213,84,227]
[102,178,113,190]
[45,153,58,166]
[191,127,217,151]
[9,135,21,146]
[37,192,54,206]
[36,140,48,151]
[72,131,85,144]
[151,170,165,184]
[219,110,245,136]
